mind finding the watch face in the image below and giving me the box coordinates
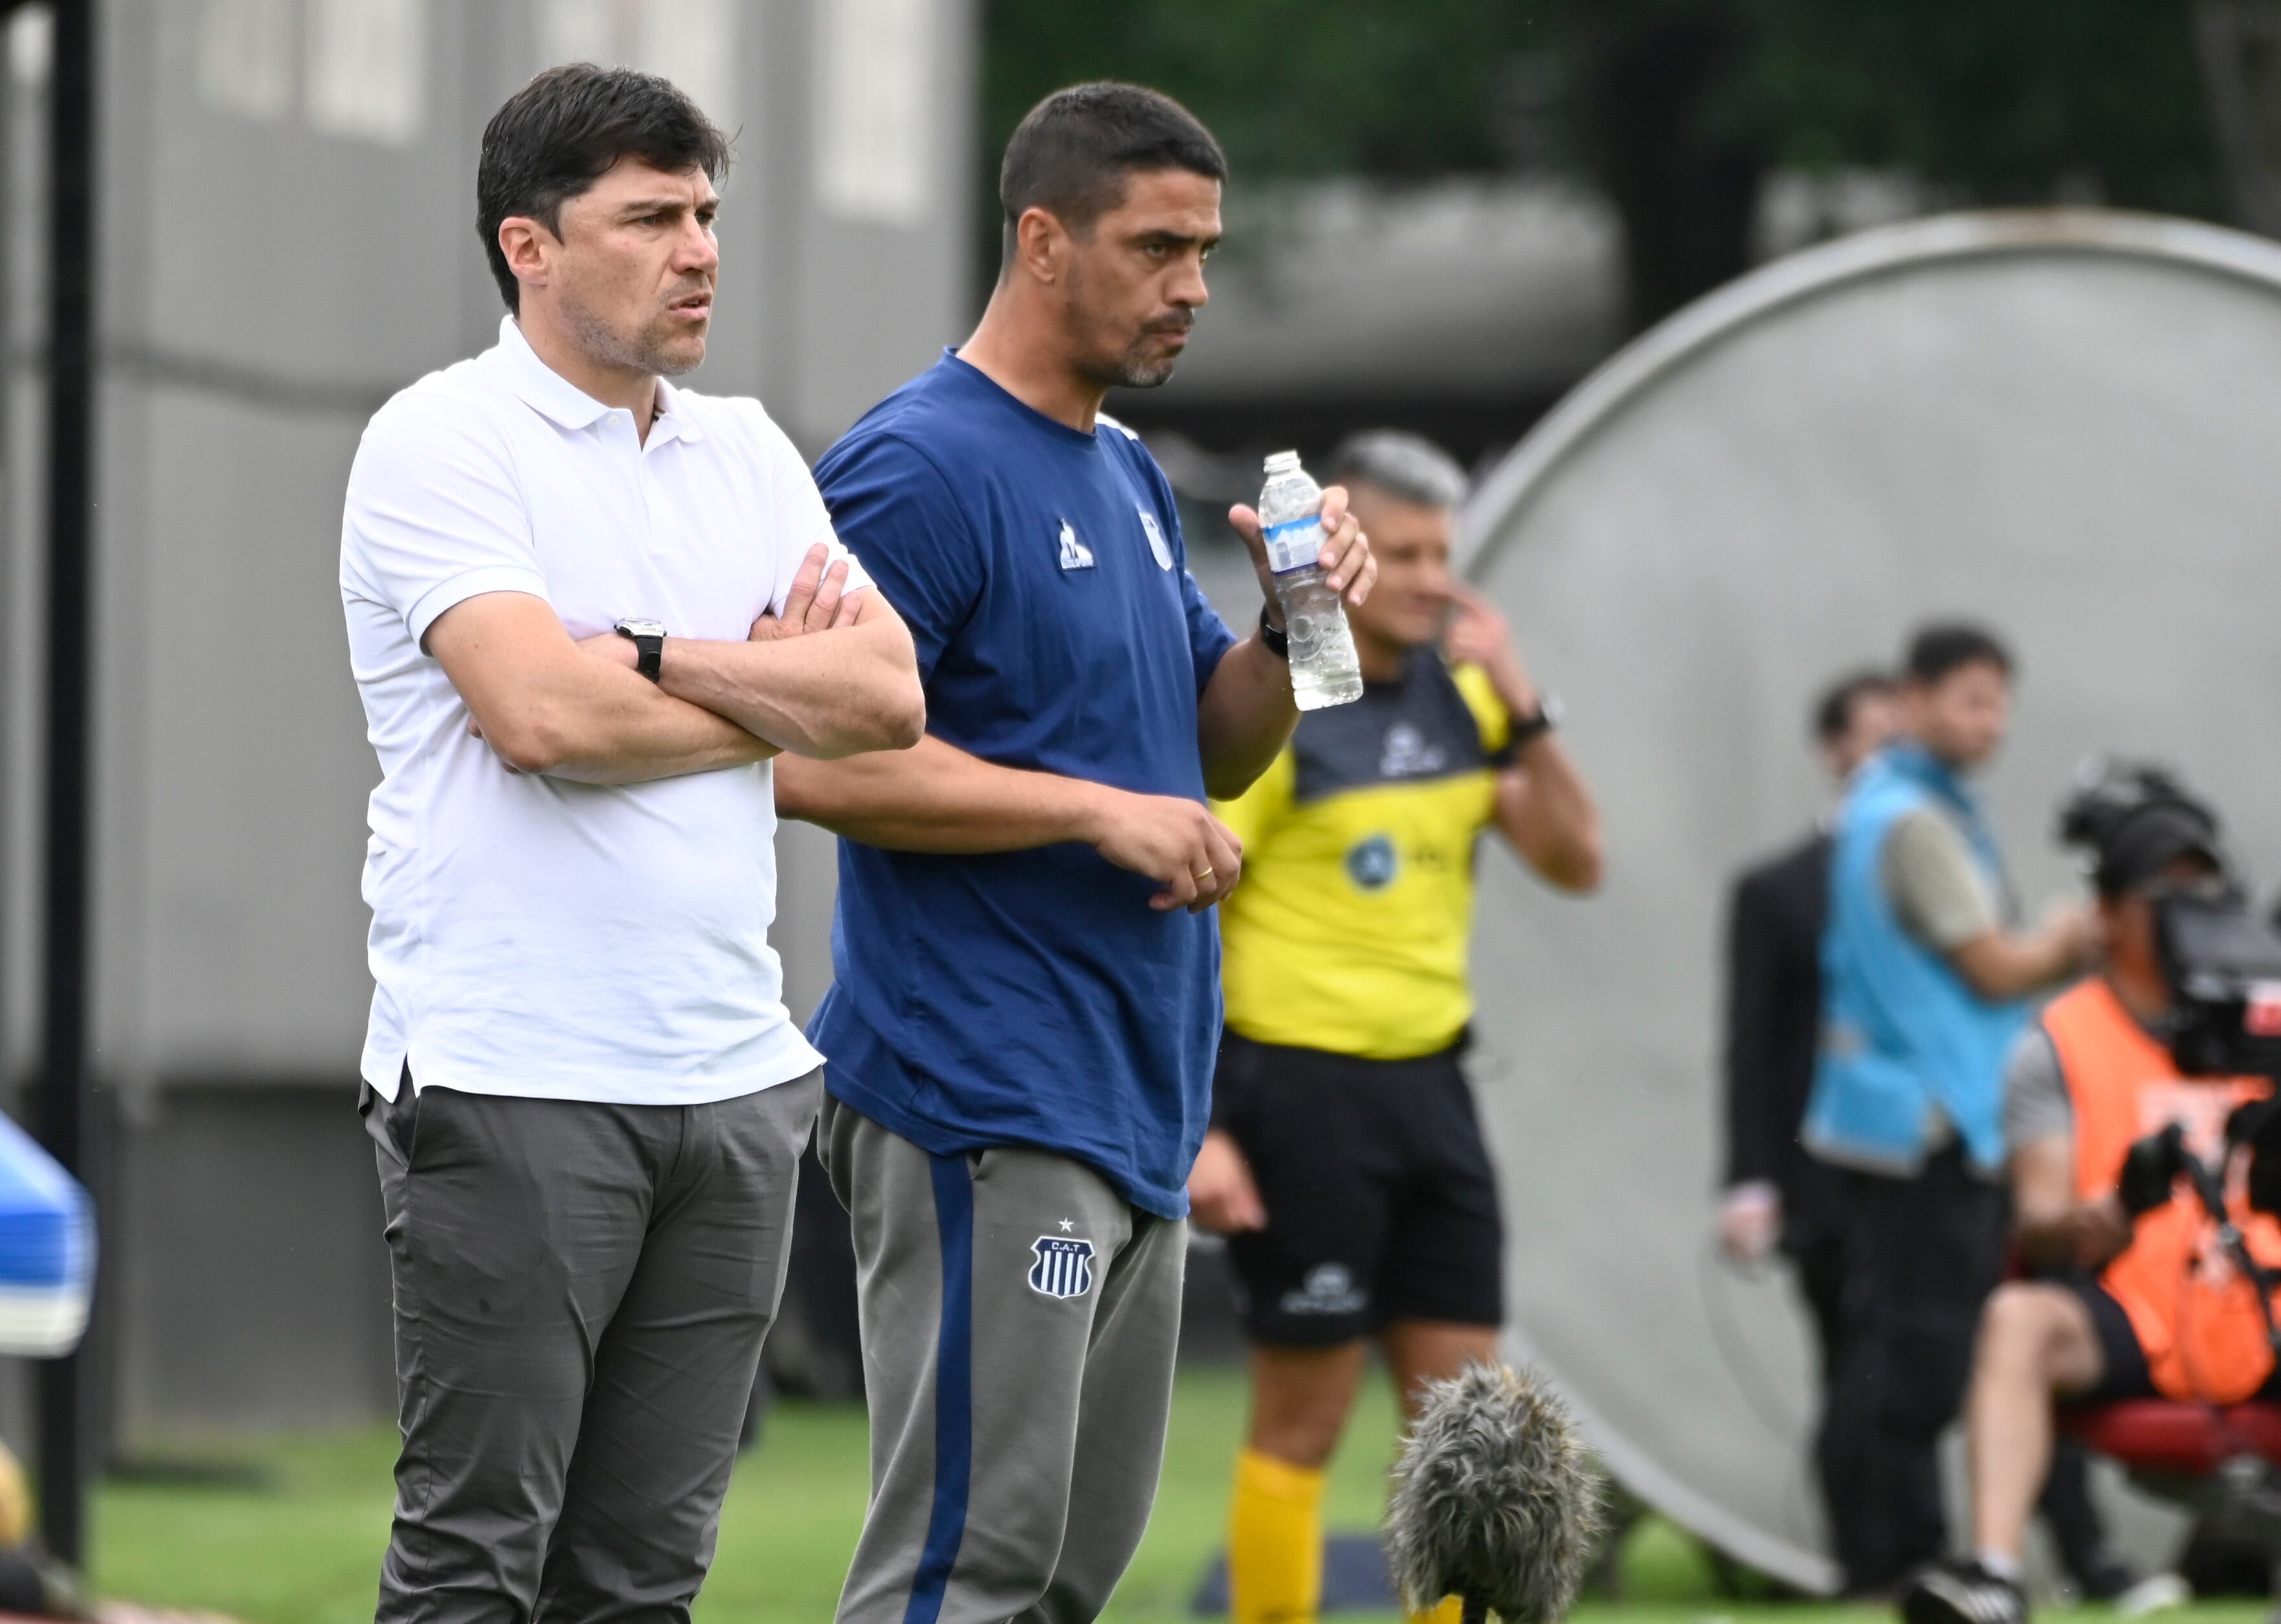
[616,618,666,638]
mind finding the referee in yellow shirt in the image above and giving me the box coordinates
[1190,431,1604,1624]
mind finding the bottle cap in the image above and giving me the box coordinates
[1263,450,1301,477]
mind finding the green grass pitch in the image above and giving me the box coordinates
[82,1364,2271,1624]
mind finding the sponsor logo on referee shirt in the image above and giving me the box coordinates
[1056,519,1095,571]
[1279,1261,1368,1316]
[1379,721,1447,778]
[1346,833,1400,891]
[1028,1235,1097,1299]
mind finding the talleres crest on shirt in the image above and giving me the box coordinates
[1056,518,1095,571]
[1028,1234,1097,1299]
[1137,506,1173,570]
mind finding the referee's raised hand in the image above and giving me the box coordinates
[1080,789,1243,914]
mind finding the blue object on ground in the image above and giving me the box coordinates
[0,1111,93,1356]
[1190,1533,1399,1615]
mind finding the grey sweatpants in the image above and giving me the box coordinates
[365,1069,821,1624]
[819,1096,1187,1624]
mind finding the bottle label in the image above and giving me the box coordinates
[1262,516,1324,574]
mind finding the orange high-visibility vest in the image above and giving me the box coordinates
[2047,978,2281,1403]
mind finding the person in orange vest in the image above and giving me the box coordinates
[1904,767,2270,1624]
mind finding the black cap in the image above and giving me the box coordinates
[2096,801,2225,897]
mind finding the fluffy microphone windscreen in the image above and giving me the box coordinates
[1385,1362,1606,1624]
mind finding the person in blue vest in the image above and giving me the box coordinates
[1803,622,2097,1596]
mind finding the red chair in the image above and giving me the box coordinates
[2066,1400,2281,1479]
[2062,1399,2281,1603]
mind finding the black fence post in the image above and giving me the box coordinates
[40,0,97,1568]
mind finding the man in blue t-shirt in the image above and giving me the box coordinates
[777,83,1376,1624]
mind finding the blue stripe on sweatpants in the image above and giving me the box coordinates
[903,1153,975,1624]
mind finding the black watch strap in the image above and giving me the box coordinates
[615,622,665,682]
[1258,602,1290,660]
[1510,694,1561,748]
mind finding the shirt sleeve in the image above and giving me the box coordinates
[341,390,549,648]
[1118,438,1238,694]
[1723,863,1789,1188]
[2002,1023,2074,1151]
[813,433,984,685]
[744,401,873,614]
[1451,662,1517,765]
[1212,745,1294,852]
[1883,806,2001,951]
[1181,565,1240,697]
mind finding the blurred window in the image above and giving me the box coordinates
[304,0,426,147]
[814,0,932,227]
[196,0,293,124]
[536,0,740,135]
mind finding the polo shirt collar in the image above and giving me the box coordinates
[492,316,703,444]
[649,376,703,445]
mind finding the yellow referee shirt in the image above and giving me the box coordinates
[1214,651,1514,1060]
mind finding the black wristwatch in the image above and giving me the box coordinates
[1257,602,1289,660]
[1510,693,1563,749]
[614,617,666,682]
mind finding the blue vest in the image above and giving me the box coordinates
[1802,743,2026,1175]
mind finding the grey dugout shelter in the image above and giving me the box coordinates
[0,0,975,1494]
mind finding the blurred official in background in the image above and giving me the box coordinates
[1804,625,2096,1595]
[1188,431,1602,1624]
[339,67,922,1621]
[1719,670,1896,1360]
[1907,771,2243,1624]
[777,85,1374,1624]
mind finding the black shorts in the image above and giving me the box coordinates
[1214,1032,1504,1347]
[2067,1278,2158,1403]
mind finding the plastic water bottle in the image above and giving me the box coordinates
[1258,451,1364,710]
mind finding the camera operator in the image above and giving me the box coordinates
[1903,769,2275,1624]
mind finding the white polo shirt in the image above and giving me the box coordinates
[340,316,868,1105]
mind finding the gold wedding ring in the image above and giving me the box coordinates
[1193,867,1216,883]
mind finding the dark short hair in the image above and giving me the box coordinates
[477,64,731,313]
[998,82,1227,265]
[1903,622,2014,686]
[1813,669,1894,743]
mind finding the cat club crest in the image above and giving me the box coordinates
[1028,1235,1097,1300]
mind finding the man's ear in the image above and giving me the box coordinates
[1014,206,1069,286]
[497,216,556,297]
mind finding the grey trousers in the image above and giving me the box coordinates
[819,1096,1187,1624]
[365,1069,821,1624]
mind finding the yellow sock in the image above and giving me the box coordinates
[1229,1447,1325,1624]
[1405,1597,1463,1624]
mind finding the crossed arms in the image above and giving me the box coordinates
[429,545,925,784]
[775,491,1379,914]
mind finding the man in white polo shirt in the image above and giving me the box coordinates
[338,65,923,1622]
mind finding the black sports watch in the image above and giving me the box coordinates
[1257,602,1290,660]
[614,617,666,682]
[1509,693,1563,749]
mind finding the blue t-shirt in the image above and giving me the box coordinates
[807,353,1240,1217]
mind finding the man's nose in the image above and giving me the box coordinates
[675,218,720,273]
[1170,255,1209,310]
